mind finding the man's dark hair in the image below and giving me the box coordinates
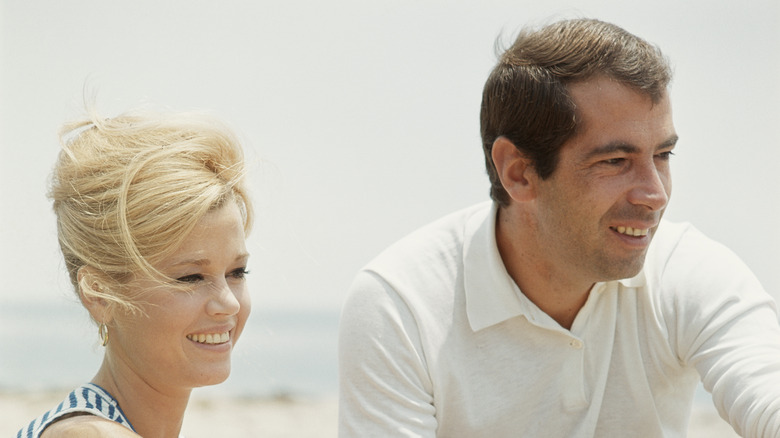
[480,18,672,205]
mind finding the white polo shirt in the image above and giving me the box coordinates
[339,201,780,437]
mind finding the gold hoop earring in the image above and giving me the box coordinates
[98,322,109,347]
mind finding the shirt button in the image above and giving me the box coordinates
[569,339,583,349]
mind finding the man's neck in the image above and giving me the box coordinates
[495,206,594,330]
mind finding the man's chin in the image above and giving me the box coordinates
[598,255,647,283]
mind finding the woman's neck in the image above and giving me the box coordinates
[91,357,191,438]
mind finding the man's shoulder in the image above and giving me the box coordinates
[648,219,730,267]
[343,202,492,331]
[645,219,754,291]
[366,201,491,273]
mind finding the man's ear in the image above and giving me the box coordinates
[491,137,538,202]
[77,266,114,324]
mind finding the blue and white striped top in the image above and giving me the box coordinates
[16,383,135,438]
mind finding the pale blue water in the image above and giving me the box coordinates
[0,299,716,407]
[0,299,340,398]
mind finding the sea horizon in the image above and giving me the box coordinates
[1,297,719,409]
[0,298,340,399]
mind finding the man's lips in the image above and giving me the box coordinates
[610,226,649,237]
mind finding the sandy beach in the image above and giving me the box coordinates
[2,390,740,437]
[3,391,338,438]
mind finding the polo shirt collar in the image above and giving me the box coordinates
[463,202,646,332]
[463,202,525,332]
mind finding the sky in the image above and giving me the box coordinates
[1,0,779,315]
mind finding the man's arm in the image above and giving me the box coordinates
[338,271,437,437]
[664,227,780,437]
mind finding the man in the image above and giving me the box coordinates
[338,18,780,437]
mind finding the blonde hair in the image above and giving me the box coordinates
[49,108,253,313]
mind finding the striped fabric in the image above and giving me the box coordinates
[17,383,134,438]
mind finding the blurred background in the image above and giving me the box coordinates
[1,0,778,405]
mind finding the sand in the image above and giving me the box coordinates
[2,390,739,437]
[2,391,338,438]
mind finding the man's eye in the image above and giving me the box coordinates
[176,274,203,283]
[657,151,675,160]
[602,158,625,165]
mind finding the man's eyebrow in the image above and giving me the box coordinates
[658,135,679,150]
[583,135,679,160]
[583,142,639,160]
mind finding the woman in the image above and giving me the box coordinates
[18,107,253,438]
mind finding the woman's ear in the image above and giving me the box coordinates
[491,137,538,203]
[77,266,114,324]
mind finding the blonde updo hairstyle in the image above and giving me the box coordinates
[49,108,253,315]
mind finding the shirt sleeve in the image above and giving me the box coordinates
[663,226,780,437]
[338,270,438,437]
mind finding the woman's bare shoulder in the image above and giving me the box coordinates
[41,414,140,437]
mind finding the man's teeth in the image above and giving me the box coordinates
[615,226,649,237]
[187,332,230,344]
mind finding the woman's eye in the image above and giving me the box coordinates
[229,267,250,280]
[176,274,204,283]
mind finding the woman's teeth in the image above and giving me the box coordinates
[187,332,230,344]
